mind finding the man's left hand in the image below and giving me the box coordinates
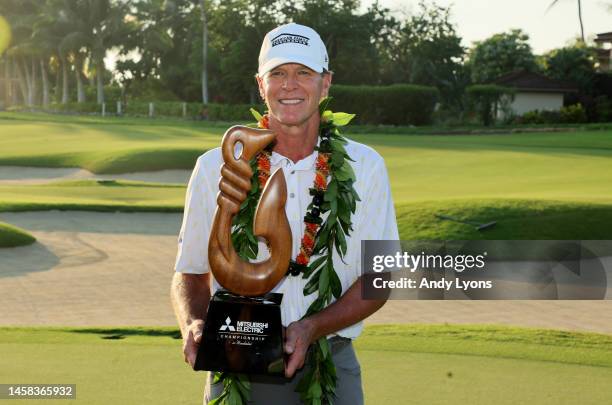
[284,319,316,378]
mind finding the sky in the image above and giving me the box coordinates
[363,0,612,54]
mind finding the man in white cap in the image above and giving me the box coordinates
[172,22,398,404]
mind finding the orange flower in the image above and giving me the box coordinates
[306,222,318,233]
[296,252,308,265]
[314,172,327,190]
[257,154,271,172]
[302,234,314,249]
[316,154,329,172]
[258,114,270,129]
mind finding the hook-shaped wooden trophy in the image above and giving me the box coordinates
[194,126,292,376]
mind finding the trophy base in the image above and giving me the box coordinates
[194,290,285,376]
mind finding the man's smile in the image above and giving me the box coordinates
[278,98,304,105]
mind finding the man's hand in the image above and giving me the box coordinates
[183,319,205,368]
[284,319,316,378]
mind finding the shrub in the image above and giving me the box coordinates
[329,84,438,125]
[466,84,515,126]
[595,96,612,122]
[559,104,587,123]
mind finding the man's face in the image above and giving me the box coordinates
[257,63,332,126]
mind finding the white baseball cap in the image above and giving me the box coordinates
[258,23,329,76]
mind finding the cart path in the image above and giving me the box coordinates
[1,211,611,334]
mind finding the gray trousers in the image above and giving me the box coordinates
[204,337,363,405]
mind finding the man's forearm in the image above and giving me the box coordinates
[171,272,211,338]
[305,276,386,341]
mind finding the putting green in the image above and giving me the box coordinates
[0,325,610,404]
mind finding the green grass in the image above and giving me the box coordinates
[396,199,612,239]
[1,115,612,240]
[0,116,224,173]
[0,221,35,247]
[0,324,610,404]
[0,180,185,213]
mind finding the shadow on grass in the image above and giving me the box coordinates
[69,327,182,340]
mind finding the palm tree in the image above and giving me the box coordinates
[547,0,585,43]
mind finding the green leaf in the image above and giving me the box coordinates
[307,381,322,399]
[317,337,331,358]
[304,255,327,278]
[330,112,355,126]
[324,180,338,201]
[335,222,347,257]
[329,261,342,299]
[249,108,263,122]
[303,271,321,295]
[318,263,330,293]
[319,97,332,115]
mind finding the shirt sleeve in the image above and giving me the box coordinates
[174,154,217,274]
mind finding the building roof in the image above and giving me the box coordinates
[493,70,577,93]
[595,32,612,43]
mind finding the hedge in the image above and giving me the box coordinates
[18,101,263,121]
[466,85,515,126]
[329,84,438,125]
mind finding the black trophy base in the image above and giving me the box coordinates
[194,290,285,376]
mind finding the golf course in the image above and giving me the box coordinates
[1,112,611,404]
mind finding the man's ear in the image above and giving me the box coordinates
[256,75,265,101]
[321,72,332,98]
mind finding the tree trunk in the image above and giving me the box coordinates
[14,58,28,105]
[21,57,34,106]
[61,55,69,104]
[30,58,38,106]
[96,55,104,104]
[53,58,62,103]
[3,57,10,107]
[75,54,85,103]
[200,0,209,104]
[40,58,50,107]
[577,0,585,43]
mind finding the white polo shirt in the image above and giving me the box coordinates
[174,138,399,338]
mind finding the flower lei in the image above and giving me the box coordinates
[211,98,359,405]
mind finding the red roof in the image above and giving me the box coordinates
[493,70,577,93]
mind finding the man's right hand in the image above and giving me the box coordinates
[183,319,205,368]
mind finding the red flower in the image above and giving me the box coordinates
[258,114,270,129]
[257,154,271,172]
[302,234,314,249]
[314,172,327,190]
[306,222,318,233]
[316,154,329,172]
[296,252,309,265]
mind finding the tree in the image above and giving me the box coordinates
[543,43,596,93]
[468,29,538,83]
[547,0,585,43]
[384,1,465,108]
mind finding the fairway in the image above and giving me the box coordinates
[1,324,610,404]
[1,115,612,243]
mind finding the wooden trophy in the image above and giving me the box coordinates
[194,126,292,375]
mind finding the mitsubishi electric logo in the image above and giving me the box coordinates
[218,316,269,335]
[271,33,310,47]
[219,316,235,331]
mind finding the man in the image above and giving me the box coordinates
[171,22,398,404]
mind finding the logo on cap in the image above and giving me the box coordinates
[271,33,310,47]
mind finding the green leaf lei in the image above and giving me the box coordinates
[210,98,359,405]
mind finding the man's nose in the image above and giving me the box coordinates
[282,74,298,90]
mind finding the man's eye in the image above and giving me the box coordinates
[298,70,311,75]
[270,71,283,77]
